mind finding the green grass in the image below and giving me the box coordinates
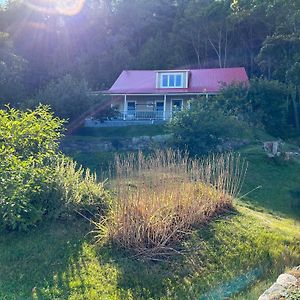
[240,145,300,219]
[72,125,168,139]
[70,151,117,175]
[0,206,299,299]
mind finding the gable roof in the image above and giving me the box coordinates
[105,67,248,95]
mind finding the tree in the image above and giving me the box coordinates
[35,74,93,122]
[0,32,26,105]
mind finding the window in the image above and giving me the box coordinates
[127,102,136,113]
[156,102,164,111]
[160,73,184,88]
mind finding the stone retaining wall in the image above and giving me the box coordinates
[61,135,250,154]
[61,134,172,153]
[259,266,300,300]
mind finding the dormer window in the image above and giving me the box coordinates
[158,72,187,88]
[161,73,183,88]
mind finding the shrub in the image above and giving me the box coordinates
[47,159,110,218]
[0,105,108,230]
[169,100,250,155]
[95,150,247,259]
[216,79,291,137]
[0,105,64,230]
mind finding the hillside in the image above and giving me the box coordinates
[0,204,299,299]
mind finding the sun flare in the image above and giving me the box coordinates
[25,0,85,16]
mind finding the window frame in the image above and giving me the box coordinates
[160,72,184,88]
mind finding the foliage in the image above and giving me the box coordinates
[95,150,246,259]
[216,79,291,137]
[35,74,93,122]
[169,98,251,155]
[247,79,291,136]
[48,159,110,218]
[0,0,300,134]
[0,32,26,105]
[0,105,64,230]
[0,106,108,230]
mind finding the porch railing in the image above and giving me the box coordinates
[118,111,171,120]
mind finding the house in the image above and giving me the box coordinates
[92,67,248,125]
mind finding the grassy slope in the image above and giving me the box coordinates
[70,125,168,140]
[2,133,300,299]
[240,146,300,220]
[0,206,299,300]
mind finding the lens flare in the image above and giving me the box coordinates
[25,0,85,16]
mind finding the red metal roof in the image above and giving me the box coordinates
[105,67,248,94]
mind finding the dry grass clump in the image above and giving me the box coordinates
[95,150,247,259]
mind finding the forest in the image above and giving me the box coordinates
[0,0,300,131]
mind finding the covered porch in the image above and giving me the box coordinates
[111,93,203,121]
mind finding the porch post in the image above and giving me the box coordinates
[123,94,127,120]
[163,94,167,121]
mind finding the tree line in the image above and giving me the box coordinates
[0,0,299,132]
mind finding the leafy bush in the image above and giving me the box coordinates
[0,105,108,230]
[170,79,293,156]
[47,159,109,218]
[0,105,64,230]
[216,79,292,137]
[169,100,250,155]
[95,150,247,259]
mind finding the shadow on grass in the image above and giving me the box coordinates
[92,210,257,299]
[1,207,298,299]
[100,207,300,299]
[0,218,90,299]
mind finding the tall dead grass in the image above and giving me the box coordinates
[95,149,247,259]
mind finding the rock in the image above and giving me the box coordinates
[276,273,297,288]
[259,267,300,300]
[258,283,286,300]
[263,141,280,157]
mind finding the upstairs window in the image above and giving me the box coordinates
[160,73,184,88]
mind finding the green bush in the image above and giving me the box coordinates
[0,105,64,230]
[47,159,110,218]
[0,105,108,230]
[169,100,250,155]
[216,79,292,137]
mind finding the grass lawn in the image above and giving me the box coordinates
[71,125,168,139]
[240,145,300,220]
[0,206,299,300]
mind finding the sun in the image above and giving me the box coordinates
[25,0,85,16]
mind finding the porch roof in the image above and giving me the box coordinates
[100,67,248,95]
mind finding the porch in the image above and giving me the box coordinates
[84,93,209,127]
[112,94,190,121]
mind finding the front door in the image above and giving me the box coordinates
[127,101,136,119]
[156,101,164,119]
